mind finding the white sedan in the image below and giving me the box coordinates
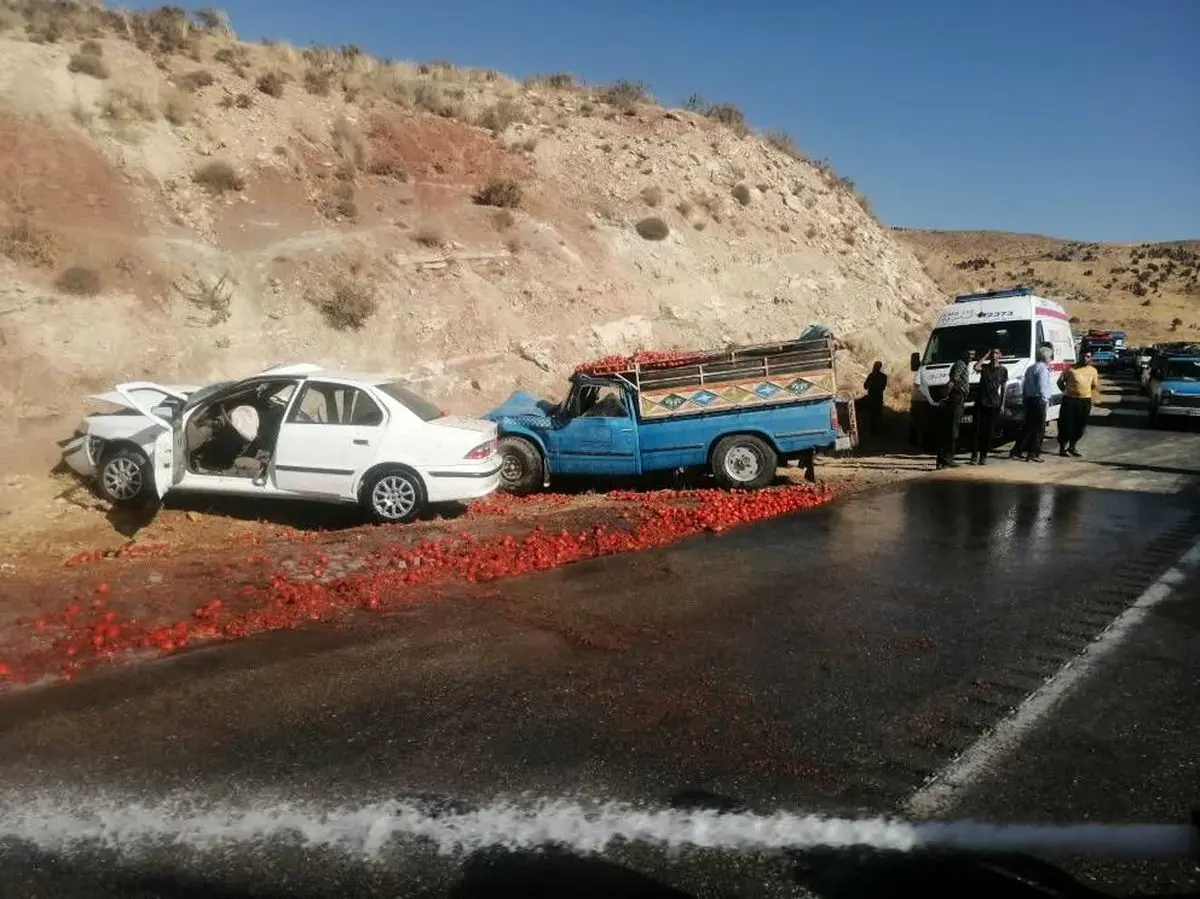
[61,363,502,523]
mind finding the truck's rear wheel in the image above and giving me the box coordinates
[498,436,544,495]
[712,435,777,490]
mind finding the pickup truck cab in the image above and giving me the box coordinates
[1148,350,1200,427]
[485,334,857,493]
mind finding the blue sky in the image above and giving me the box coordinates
[142,1,1197,242]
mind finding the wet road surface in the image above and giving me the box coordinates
[2,371,1199,898]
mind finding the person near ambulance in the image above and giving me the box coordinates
[970,348,1008,466]
[936,348,973,470]
[1011,346,1055,462]
[1057,350,1101,457]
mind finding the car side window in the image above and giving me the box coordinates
[346,388,383,426]
[288,383,384,426]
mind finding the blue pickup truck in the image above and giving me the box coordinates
[484,332,858,493]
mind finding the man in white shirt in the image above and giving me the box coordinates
[1010,346,1055,462]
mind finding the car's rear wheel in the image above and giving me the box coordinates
[712,434,777,490]
[362,468,424,524]
[498,436,543,495]
[97,446,154,506]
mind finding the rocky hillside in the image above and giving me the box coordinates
[896,229,1199,343]
[0,1,946,479]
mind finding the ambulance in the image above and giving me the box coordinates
[908,287,1077,447]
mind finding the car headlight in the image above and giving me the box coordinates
[1162,389,1175,401]
[86,435,105,463]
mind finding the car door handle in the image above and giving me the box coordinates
[353,439,369,446]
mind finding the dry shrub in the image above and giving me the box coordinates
[473,178,522,208]
[731,183,752,206]
[172,272,233,326]
[640,185,664,207]
[764,131,803,160]
[67,51,108,79]
[101,84,158,122]
[675,199,693,217]
[318,182,358,221]
[411,224,444,247]
[366,157,407,180]
[602,79,650,109]
[474,99,526,133]
[79,38,103,56]
[175,69,215,92]
[331,115,365,169]
[192,160,244,194]
[310,277,378,331]
[704,102,748,135]
[256,71,286,97]
[520,136,538,152]
[491,209,515,230]
[693,219,707,231]
[161,87,194,125]
[0,217,58,267]
[413,81,464,119]
[635,217,670,241]
[303,65,337,96]
[55,265,102,296]
[504,235,523,254]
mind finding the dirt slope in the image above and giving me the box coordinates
[0,2,948,483]
[896,228,1200,343]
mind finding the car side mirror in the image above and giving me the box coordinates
[151,404,176,421]
[909,352,921,373]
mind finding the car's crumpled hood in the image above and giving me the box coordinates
[484,390,558,428]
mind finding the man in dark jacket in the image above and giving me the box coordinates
[862,361,887,437]
[937,347,974,469]
[970,348,1008,465]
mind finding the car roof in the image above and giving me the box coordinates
[249,363,398,386]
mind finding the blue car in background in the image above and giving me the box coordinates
[1148,350,1200,428]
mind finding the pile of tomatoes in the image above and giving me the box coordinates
[0,484,832,686]
[574,349,718,376]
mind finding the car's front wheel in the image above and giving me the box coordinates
[97,446,155,506]
[497,436,543,495]
[362,467,425,524]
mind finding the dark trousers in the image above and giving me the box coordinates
[1059,396,1092,449]
[866,396,883,435]
[973,405,1000,459]
[1015,398,1048,458]
[938,395,965,462]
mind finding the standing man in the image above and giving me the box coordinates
[863,361,887,437]
[1012,346,1055,462]
[970,348,1008,466]
[1058,350,1101,457]
[937,347,973,469]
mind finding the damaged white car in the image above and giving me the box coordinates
[61,363,501,523]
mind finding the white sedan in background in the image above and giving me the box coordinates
[61,363,501,523]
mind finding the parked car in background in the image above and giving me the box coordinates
[1148,348,1200,428]
[61,363,501,523]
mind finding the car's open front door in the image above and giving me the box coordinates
[101,382,191,498]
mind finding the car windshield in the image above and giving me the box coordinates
[922,320,1031,365]
[1163,359,1200,381]
[1089,343,1114,353]
[376,381,444,421]
[181,380,235,410]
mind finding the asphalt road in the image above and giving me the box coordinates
[1,371,1198,899]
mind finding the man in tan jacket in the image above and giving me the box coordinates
[1058,350,1101,457]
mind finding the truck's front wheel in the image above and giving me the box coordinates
[498,436,544,495]
[712,435,778,490]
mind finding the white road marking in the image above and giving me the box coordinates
[904,537,1200,819]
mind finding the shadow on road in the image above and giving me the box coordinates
[789,847,1198,899]
[3,842,1195,899]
